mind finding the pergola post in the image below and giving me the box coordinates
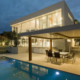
[50,39,52,51]
[29,37,32,61]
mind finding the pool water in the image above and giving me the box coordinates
[0,57,80,80]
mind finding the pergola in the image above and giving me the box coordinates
[20,24,80,61]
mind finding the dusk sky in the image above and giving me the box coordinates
[0,0,80,33]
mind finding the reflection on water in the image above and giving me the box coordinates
[0,57,80,80]
[12,59,49,80]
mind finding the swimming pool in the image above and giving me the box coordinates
[0,57,80,80]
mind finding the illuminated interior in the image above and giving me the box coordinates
[11,9,62,47]
[18,37,51,47]
[12,9,62,33]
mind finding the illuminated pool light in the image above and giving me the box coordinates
[56,72,59,75]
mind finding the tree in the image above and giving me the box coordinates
[74,19,79,24]
[3,31,20,46]
[14,38,20,47]
[0,35,8,45]
[3,31,14,45]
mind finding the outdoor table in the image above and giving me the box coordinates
[52,52,69,63]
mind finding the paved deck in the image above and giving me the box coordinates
[0,53,80,75]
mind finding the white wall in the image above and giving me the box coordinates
[18,47,28,54]
[6,47,28,54]
[52,39,66,51]
[63,1,74,26]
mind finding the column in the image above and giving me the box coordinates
[50,39,52,51]
[29,37,32,61]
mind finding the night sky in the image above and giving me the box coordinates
[0,0,80,33]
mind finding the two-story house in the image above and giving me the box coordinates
[10,0,75,54]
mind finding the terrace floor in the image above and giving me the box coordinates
[0,53,80,75]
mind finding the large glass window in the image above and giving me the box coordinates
[48,15,52,27]
[48,9,62,27]
[16,27,18,33]
[42,39,50,47]
[36,19,39,30]
[13,24,21,33]
[68,13,73,21]
[57,11,62,26]
[40,16,47,29]
[26,22,30,31]
[30,19,35,31]
[52,12,57,26]
[13,27,18,33]
[16,9,62,33]
[22,23,27,33]
[13,27,15,31]
[17,24,21,33]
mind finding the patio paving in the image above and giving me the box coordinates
[0,53,80,75]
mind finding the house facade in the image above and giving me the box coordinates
[10,1,74,53]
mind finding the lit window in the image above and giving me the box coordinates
[36,19,39,30]
[68,13,73,21]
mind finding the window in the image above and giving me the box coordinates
[18,9,62,33]
[22,22,27,32]
[48,15,52,27]
[40,16,47,29]
[52,12,57,26]
[16,27,18,32]
[32,39,35,43]
[48,9,62,27]
[36,19,39,30]
[57,11,62,26]
[68,13,73,21]
[26,22,30,31]
[30,19,35,31]
[13,27,18,32]
[13,27,15,31]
